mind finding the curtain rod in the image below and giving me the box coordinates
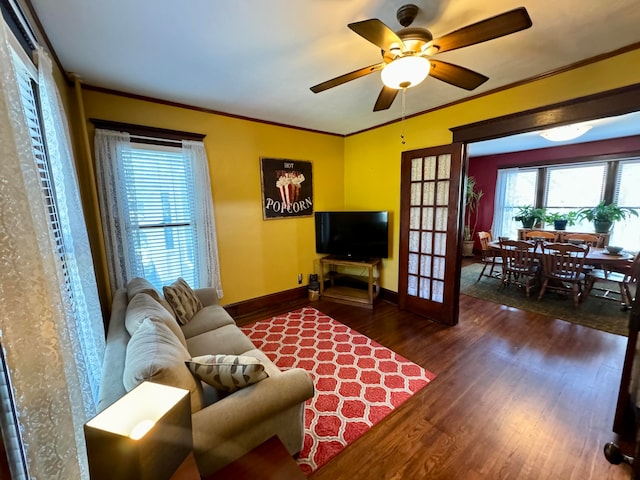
[90,118,206,142]
[130,134,183,146]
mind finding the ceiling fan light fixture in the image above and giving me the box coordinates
[540,124,593,142]
[381,55,430,89]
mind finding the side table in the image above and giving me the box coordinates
[203,435,306,480]
[170,452,200,480]
[319,255,381,308]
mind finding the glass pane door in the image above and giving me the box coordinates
[399,144,464,325]
[407,154,451,303]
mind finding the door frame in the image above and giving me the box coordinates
[450,83,640,144]
[450,82,640,436]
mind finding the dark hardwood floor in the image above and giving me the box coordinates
[234,292,634,479]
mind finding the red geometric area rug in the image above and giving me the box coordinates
[240,307,436,475]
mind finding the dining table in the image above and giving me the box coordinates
[487,241,634,268]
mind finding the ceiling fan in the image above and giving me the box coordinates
[310,4,532,111]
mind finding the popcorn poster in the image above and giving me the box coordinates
[260,158,313,219]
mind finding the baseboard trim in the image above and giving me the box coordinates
[224,286,398,319]
[379,288,398,304]
[224,286,308,319]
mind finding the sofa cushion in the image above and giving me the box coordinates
[123,317,204,412]
[180,305,235,339]
[185,354,269,393]
[186,324,257,357]
[127,277,175,317]
[163,278,203,325]
[125,293,187,348]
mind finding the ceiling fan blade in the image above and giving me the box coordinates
[373,86,399,111]
[348,19,406,52]
[430,7,532,54]
[310,63,385,93]
[429,60,489,90]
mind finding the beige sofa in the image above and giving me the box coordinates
[97,278,314,476]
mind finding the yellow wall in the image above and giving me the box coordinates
[75,49,640,307]
[345,48,640,290]
[80,91,344,305]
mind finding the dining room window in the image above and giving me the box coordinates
[494,158,640,251]
[612,158,640,248]
[493,168,537,240]
[544,163,607,231]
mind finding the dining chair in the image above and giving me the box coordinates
[583,252,640,310]
[476,231,502,282]
[563,233,603,247]
[524,230,557,241]
[498,239,539,297]
[537,243,590,307]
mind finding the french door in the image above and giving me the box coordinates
[398,143,465,325]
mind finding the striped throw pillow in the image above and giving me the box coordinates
[185,354,269,393]
[163,278,203,325]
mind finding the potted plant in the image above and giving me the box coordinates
[576,201,639,233]
[513,206,546,229]
[463,176,484,257]
[544,211,578,231]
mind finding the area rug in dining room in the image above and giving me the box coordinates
[240,307,436,475]
[460,262,630,336]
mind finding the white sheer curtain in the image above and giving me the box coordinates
[95,132,223,297]
[0,19,104,480]
[37,48,105,405]
[491,167,519,239]
[93,129,141,292]
[184,140,223,298]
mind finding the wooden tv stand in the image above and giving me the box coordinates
[319,256,381,309]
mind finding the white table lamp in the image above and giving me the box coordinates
[84,381,192,480]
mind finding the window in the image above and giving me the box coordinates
[94,128,221,295]
[613,159,640,247]
[494,168,537,240]
[1,14,105,478]
[493,159,640,251]
[123,144,198,288]
[544,163,606,232]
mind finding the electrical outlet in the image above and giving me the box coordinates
[298,273,303,284]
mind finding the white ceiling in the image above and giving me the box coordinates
[468,110,640,157]
[28,0,640,141]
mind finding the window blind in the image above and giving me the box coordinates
[544,162,607,209]
[122,144,198,288]
[13,50,74,297]
[611,158,640,249]
[615,158,640,207]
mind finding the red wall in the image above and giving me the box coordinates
[468,135,640,239]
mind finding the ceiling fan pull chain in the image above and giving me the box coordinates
[400,87,407,145]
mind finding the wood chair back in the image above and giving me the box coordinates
[563,233,602,247]
[478,231,492,251]
[524,230,557,241]
[498,239,538,296]
[538,243,590,307]
[624,252,640,284]
[476,231,502,282]
[499,239,538,274]
[478,232,492,255]
[583,251,640,309]
[539,243,590,280]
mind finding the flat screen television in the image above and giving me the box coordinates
[315,211,389,260]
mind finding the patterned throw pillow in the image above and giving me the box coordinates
[185,354,269,393]
[163,278,204,325]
